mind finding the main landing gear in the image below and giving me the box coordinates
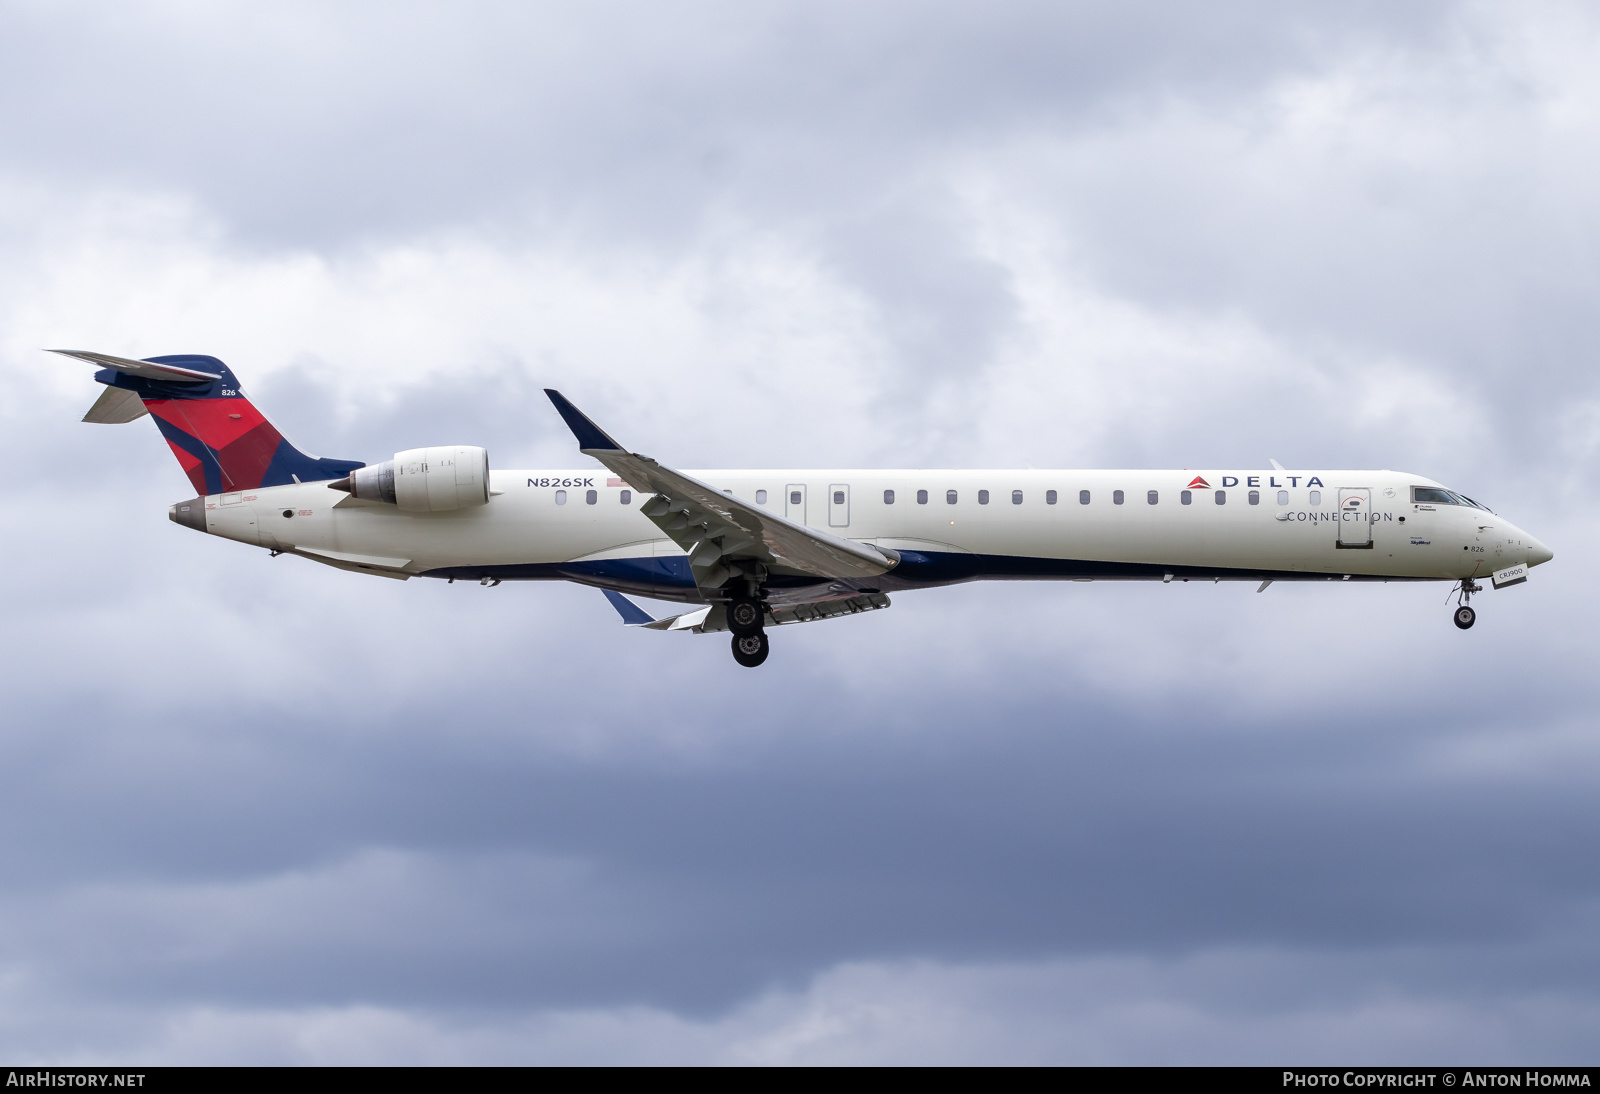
[727,592,770,667]
[1452,578,1481,630]
[732,631,770,667]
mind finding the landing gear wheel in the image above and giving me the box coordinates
[1454,605,1476,630]
[731,631,769,667]
[728,597,765,637]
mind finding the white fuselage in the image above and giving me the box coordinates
[187,466,1553,603]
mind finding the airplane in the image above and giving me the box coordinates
[56,349,1554,667]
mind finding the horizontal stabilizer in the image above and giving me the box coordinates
[82,384,149,424]
[49,349,222,383]
[602,589,656,625]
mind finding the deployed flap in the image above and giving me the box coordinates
[544,390,897,588]
[641,606,713,632]
[82,384,149,424]
[640,593,890,633]
[49,349,222,383]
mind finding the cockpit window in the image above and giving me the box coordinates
[1411,486,1484,509]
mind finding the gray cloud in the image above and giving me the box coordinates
[0,0,1596,1063]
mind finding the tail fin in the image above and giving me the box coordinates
[53,350,364,494]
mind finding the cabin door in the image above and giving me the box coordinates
[1338,488,1372,548]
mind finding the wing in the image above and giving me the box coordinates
[544,390,898,594]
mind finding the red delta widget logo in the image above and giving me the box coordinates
[1182,473,1329,488]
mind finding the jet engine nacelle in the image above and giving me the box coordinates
[334,445,490,511]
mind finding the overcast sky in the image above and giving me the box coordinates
[1,0,1598,1064]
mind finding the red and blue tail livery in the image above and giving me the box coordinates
[54,349,363,494]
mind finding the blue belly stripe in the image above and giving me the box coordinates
[419,550,1429,598]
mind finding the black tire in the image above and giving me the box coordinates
[1454,605,1476,630]
[727,597,765,637]
[731,631,770,667]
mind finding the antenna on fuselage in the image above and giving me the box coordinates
[1269,458,1286,472]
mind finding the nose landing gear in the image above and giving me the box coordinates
[1451,578,1481,630]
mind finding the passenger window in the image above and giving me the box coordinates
[1248,490,1259,505]
[917,489,928,504]
[1012,490,1023,505]
[1113,490,1124,505]
[833,490,845,505]
[555,490,567,505]
[1308,490,1321,506]
[978,490,989,505]
[1077,490,1088,505]
[1277,490,1289,505]
[755,489,767,505]
[620,490,632,505]
[790,491,802,505]
[884,489,895,504]
[1148,490,1159,505]
[1215,490,1225,505]
[947,490,958,504]
[586,489,597,505]
[1180,490,1192,505]
[1048,489,1059,505]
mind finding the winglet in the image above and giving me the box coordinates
[544,390,624,451]
[602,589,656,626]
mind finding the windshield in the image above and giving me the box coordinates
[1411,486,1488,511]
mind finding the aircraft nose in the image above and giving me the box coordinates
[1527,537,1554,567]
